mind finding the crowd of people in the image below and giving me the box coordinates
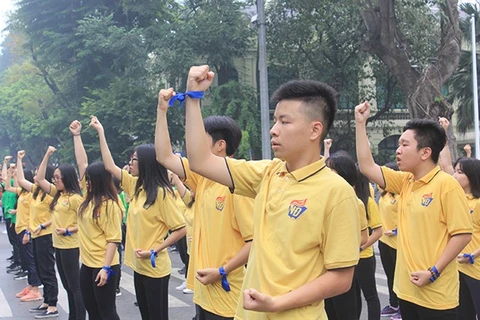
[0,65,478,320]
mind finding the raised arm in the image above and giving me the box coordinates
[36,146,56,193]
[170,171,187,198]
[155,89,185,179]
[69,120,88,179]
[16,151,33,192]
[355,102,385,188]
[323,139,332,158]
[464,144,472,158]
[4,167,18,193]
[185,65,233,188]
[2,155,12,181]
[89,116,122,181]
[438,117,454,175]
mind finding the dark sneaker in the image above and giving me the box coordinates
[6,255,14,261]
[29,305,48,313]
[381,305,399,317]
[34,310,59,318]
[116,289,121,297]
[390,313,402,320]
[14,271,28,280]
[7,266,22,274]
[6,262,20,269]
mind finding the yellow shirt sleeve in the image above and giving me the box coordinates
[357,200,368,231]
[231,194,254,241]
[48,183,58,197]
[367,197,382,229]
[381,166,411,195]
[101,201,123,243]
[157,192,186,231]
[225,158,273,199]
[181,189,192,206]
[441,188,473,236]
[180,158,200,192]
[120,169,136,199]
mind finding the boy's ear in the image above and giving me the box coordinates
[311,121,324,141]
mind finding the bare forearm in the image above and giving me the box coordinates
[97,130,121,180]
[360,227,382,251]
[73,135,88,178]
[16,161,32,192]
[224,241,252,274]
[37,152,52,193]
[439,143,454,175]
[104,242,118,267]
[355,124,384,188]
[1,160,7,180]
[436,234,472,273]
[185,97,213,170]
[155,109,185,178]
[153,227,186,253]
[273,268,354,312]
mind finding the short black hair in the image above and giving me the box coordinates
[203,116,242,156]
[403,119,446,164]
[271,80,338,140]
[454,157,480,198]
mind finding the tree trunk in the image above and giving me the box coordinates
[357,0,462,160]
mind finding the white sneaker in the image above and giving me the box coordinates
[183,288,193,294]
[176,281,187,291]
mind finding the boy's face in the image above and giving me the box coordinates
[270,100,321,163]
[396,129,426,172]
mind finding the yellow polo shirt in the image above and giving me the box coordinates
[378,192,399,249]
[226,157,360,320]
[15,188,31,234]
[181,190,195,254]
[181,158,254,317]
[78,198,123,268]
[360,197,382,259]
[121,170,185,278]
[29,185,53,239]
[382,166,472,310]
[48,184,82,249]
[458,194,480,280]
[357,198,368,232]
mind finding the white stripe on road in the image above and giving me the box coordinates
[120,271,189,307]
[0,288,13,317]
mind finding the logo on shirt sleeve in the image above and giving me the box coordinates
[216,196,226,211]
[421,193,433,207]
[288,199,307,220]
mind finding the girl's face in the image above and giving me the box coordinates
[129,152,139,176]
[53,168,65,191]
[33,169,39,186]
[454,163,470,193]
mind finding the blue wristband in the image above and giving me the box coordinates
[392,228,398,235]
[150,250,158,268]
[63,228,72,236]
[431,266,440,278]
[168,91,204,107]
[102,266,115,282]
[39,224,46,230]
[218,267,231,292]
[25,230,31,236]
[463,253,475,264]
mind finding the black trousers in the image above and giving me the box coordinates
[459,271,480,320]
[195,305,233,320]
[378,241,399,308]
[6,218,20,264]
[176,235,189,277]
[116,242,123,291]
[325,276,359,320]
[133,272,170,320]
[32,235,58,307]
[17,230,41,286]
[399,299,457,320]
[355,255,381,320]
[56,248,85,320]
[80,264,120,320]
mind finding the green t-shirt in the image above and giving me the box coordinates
[1,181,17,221]
[119,191,129,224]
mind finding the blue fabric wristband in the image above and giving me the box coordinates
[63,228,72,236]
[168,91,204,107]
[463,253,475,264]
[40,224,46,230]
[102,266,115,282]
[150,250,158,268]
[218,266,231,292]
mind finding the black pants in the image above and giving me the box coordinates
[6,219,20,265]
[134,272,170,320]
[79,264,120,320]
[116,242,123,291]
[459,271,480,319]
[56,248,85,320]
[195,305,233,320]
[325,278,359,320]
[399,299,457,320]
[176,236,189,277]
[355,255,381,320]
[17,230,41,286]
[378,241,399,308]
[33,235,58,307]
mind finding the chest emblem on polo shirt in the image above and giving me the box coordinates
[470,209,474,214]
[216,196,226,211]
[421,193,433,207]
[288,199,307,220]
[390,199,397,205]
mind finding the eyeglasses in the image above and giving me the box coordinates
[53,175,63,181]
[130,158,138,162]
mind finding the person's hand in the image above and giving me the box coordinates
[69,120,82,136]
[4,155,12,163]
[439,117,450,131]
[324,139,333,149]
[457,254,470,264]
[89,116,104,133]
[157,88,175,111]
[410,270,432,287]
[354,102,370,124]
[95,268,108,287]
[17,150,25,160]
[243,289,277,312]
[196,268,222,285]
[22,233,30,245]
[464,144,472,157]
[384,229,396,237]
[134,249,150,259]
[46,146,57,157]
[32,226,42,235]
[8,209,16,215]
[186,65,215,92]
[55,228,66,235]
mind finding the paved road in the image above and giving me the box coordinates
[0,224,390,319]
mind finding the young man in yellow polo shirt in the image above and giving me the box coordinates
[155,89,254,319]
[181,65,361,319]
[355,101,472,319]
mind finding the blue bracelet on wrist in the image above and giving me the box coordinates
[219,266,231,292]
[102,266,114,282]
[463,253,475,264]
[39,224,46,230]
[150,250,158,268]
[63,228,72,236]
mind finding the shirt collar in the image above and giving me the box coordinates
[414,166,441,184]
[278,158,326,182]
